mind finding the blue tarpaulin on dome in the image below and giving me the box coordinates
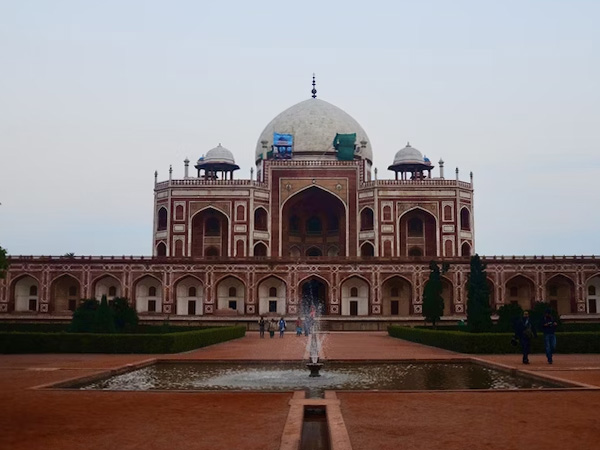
[333,133,356,161]
[273,133,293,159]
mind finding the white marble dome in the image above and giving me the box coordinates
[202,144,236,165]
[392,143,427,165]
[255,98,372,163]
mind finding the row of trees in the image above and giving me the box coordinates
[422,254,548,332]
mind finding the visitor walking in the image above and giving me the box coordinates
[268,318,277,338]
[258,316,265,338]
[514,310,537,364]
[279,317,287,338]
[541,309,558,364]
[295,317,303,336]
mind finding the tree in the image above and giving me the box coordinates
[112,297,139,332]
[422,261,449,327]
[0,246,8,279]
[466,254,493,332]
[92,295,116,333]
[69,299,99,333]
[496,303,523,332]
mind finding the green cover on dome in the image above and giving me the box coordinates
[333,133,356,161]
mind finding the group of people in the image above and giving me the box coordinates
[258,316,287,338]
[258,308,316,339]
[514,309,558,364]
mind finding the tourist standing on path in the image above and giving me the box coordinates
[268,318,277,338]
[279,317,287,338]
[258,316,265,338]
[541,309,558,364]
[295,317,303,336]
[515,310,537,364]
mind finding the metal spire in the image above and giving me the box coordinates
[311,73,317,98]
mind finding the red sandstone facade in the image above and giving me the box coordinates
[2,95,599,322]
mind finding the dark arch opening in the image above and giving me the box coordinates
[360,208,374,231]
[301,278,327,316]
[254,242,267,257]
[157,242,167,257]
[361,242,374,257]
[254,208,268,231]
[157,208,168,231]
[460,208,471,231]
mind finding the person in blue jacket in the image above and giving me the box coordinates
[541,309,558,364]
[278,317,287,338]
[514,310,537,364]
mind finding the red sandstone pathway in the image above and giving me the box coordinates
[1,332,599,450]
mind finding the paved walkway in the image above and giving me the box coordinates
[1,332,599,449]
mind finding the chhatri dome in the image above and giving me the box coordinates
[255,79,372,164]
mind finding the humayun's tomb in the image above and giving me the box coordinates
[2,82,599,328]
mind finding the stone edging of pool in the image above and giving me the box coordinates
[31,357,599,393]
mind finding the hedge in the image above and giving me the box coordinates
[0,326,245,354]
[388,325,600,354]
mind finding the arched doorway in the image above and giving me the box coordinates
[93,275,122,301]
[282,187,346,258]
[257,276,286,315]
[340,277,369,316]
[300,278,328,316]
[441,277,453,316]
[505,275,535,310]
[545,275,575,315]
[50,274,81,313]
[175,276,203,315]
[191,208,229,258]
[399,209,437,257]
[216,276,245,314]
[12,275,40,312]
[382,276,412,316]
[586,275,600,313]
[134,276,162,313]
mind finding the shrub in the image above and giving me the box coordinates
[0,326,246,354]
[388,325,600,354]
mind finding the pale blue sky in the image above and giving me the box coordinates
[1,0,599,256]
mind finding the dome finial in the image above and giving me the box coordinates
[311,73,317,99]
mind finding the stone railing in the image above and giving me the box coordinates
[155,179,267,190]
[361,179,472,189]
[7,254,598,263]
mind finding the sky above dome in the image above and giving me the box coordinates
[1,0,599,256]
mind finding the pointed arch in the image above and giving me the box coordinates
[340,275,370,316]
[49,274,81,313]
[460,207,471,231]
[174,275,204,316]
[254,206,268,232]
[280,185,348,258]
[156,242,167,257]
[545,274,575,315]
[11,274,40,313]
[133,275,163,313]
[299,275,330,316]
[257,275,287,315]
[216,276,245,314]
[157,207,168,231]
[398,207,438,257]
[360,242,375,257]
[586,274,600,314]
[360,207,374,231]
[190,207,231,259]
[254,242,268,257]
[381,275,412,316]
[505,274,535,310]
[91,274,122,301]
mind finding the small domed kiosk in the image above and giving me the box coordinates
[195,144,240,180]
[388,142,435,180]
